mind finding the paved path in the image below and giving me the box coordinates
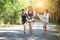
[0,22,59,40]
[0,15,59,40]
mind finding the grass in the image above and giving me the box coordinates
[52,22,60,36]
[56,24,60,35]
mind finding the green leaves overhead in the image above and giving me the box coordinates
[0,0,60,24]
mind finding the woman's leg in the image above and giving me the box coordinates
[23,23,26,34]
[23,21,26,34]
[43,23,47,35]
[29,22,33,34]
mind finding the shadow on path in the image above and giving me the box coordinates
[0,28,59,40]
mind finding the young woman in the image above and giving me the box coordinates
[21,9,27,34]
[43,8,49,35]
[26,6,36,34]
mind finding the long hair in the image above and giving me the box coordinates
[45,9,49,13]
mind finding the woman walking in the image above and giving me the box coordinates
[26,6,36,34]
[21,9,27,34]
[43,8,49,35]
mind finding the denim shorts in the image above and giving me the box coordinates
[22,19,27,24]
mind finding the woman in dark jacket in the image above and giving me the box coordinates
[21,9,27,34]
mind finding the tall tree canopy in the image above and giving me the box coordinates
[0,0,60,25]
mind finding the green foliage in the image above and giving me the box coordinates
[0,0,32,25]
[0,0,27,25]
[0,0,60,25]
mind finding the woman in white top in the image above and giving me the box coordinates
[43,8,49,35]
[44,10,49,23]
[26,6,36,34]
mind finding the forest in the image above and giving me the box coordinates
[0,0,60,25]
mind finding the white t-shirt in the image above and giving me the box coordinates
[44,12,49,19]
[22,12,26,15]
[44,12,49,23]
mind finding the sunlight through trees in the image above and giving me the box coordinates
[0,0,60,25]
